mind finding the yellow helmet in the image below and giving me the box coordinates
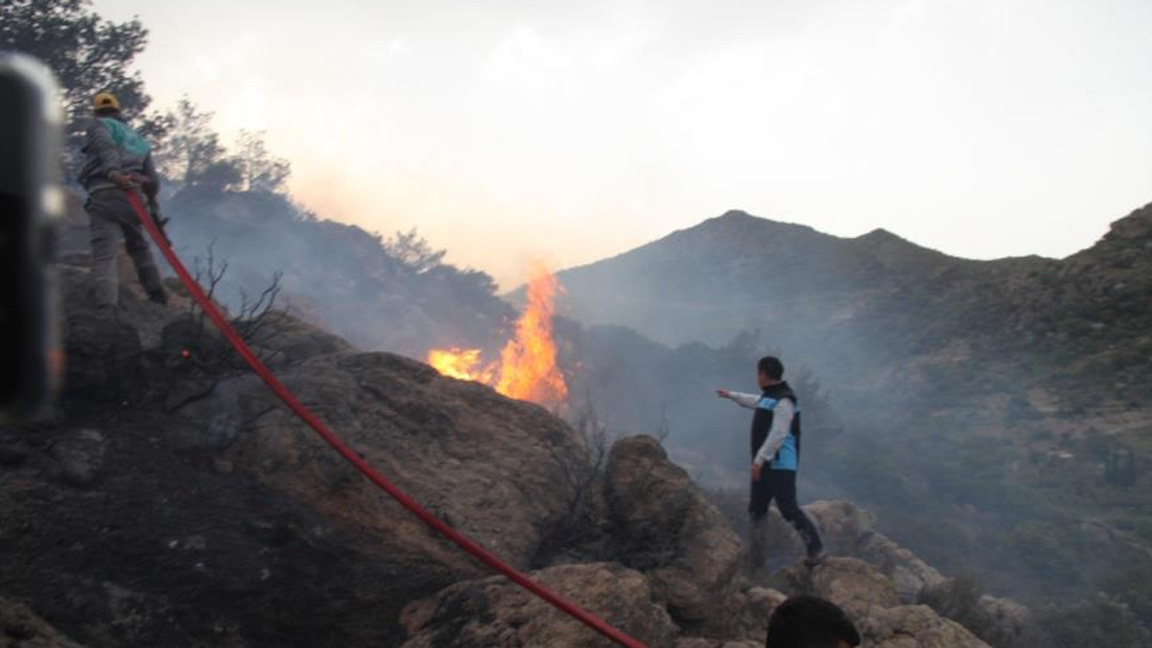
[92,92,120,111]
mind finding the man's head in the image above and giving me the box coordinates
[92,92,120,117]
[765,596,861,648]
[757,356,784,389]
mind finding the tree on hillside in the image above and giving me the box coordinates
[158,97,242,191]
[0,0,150,126]
[384,229,447,274]
[235,130,291,192]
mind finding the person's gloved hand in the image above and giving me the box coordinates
[109,171,134,189]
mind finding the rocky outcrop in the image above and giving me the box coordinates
[776,558,900,619]
[721,587,788,644]
[0,597,85,648]
[195,349,590,580]
[763,500,945,601]
[776,558,991,648]
[0,265,596,646]
[918,577,1035,648]
[396,437,791,648]
[605,436,743,631]
[862,605,994,648]
[399,563,678,648]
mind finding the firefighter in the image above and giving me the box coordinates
[77,92,167,309]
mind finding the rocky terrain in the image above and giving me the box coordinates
[0,598,83,648]
[0,254,1001,647]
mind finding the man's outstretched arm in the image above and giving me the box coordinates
[716,389,760,409]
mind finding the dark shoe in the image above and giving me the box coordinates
[804,551,826,568]
[148,289,168,306]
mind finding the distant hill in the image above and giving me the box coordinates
[552,205,1152,409]
[160,187,515,358]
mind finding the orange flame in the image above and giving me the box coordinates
[426,265,568,409]
[495,268,568,406]
[427,348,497,383]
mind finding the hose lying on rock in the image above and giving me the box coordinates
[123,189,648,648]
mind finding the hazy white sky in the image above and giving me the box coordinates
[96,0,1152,287]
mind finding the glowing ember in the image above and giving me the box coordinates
[426,265,568,409]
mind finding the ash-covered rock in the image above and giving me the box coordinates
[762,499,945,601]
[399,563,678,648]
[775,558,991,648]
[0,597,86,648]
[605,435,744,632]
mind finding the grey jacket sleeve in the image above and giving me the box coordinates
[754,398,794,467]
[86,119,123,178]
[725,391,761,409]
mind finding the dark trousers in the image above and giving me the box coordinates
[86,188,165,307]
[748,468,823,562]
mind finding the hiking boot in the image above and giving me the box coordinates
[804,551,827,568]
[147,289,168,306]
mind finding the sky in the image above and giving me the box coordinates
[95,0,1152,287]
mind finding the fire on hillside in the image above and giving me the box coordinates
[427,266,568,409]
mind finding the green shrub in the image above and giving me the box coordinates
[1034,596,1151,648]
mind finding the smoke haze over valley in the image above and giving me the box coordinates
[92,0,1152,288]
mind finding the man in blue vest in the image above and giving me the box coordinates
[78,92,167,309]
[718,356,825,569]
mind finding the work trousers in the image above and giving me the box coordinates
[86,188,165,307]
[748,468,824,566]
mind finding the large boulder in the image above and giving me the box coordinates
[862,605,992,648]
[776,558,990,648]
[399,563,678,648]
[764,500,944,601]
[196,351,588,578]
[605,436,744,631]
[673,587,789,647]
[776,558,900,619]
[725,587,788,643]
[918,577,1034,647]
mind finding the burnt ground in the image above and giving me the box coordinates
[0,274,453,647]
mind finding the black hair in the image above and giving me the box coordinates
[765,596,861,648]
[94,106,121,118]
[758,356,784,381]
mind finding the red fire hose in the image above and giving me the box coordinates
[124,190,648,648]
